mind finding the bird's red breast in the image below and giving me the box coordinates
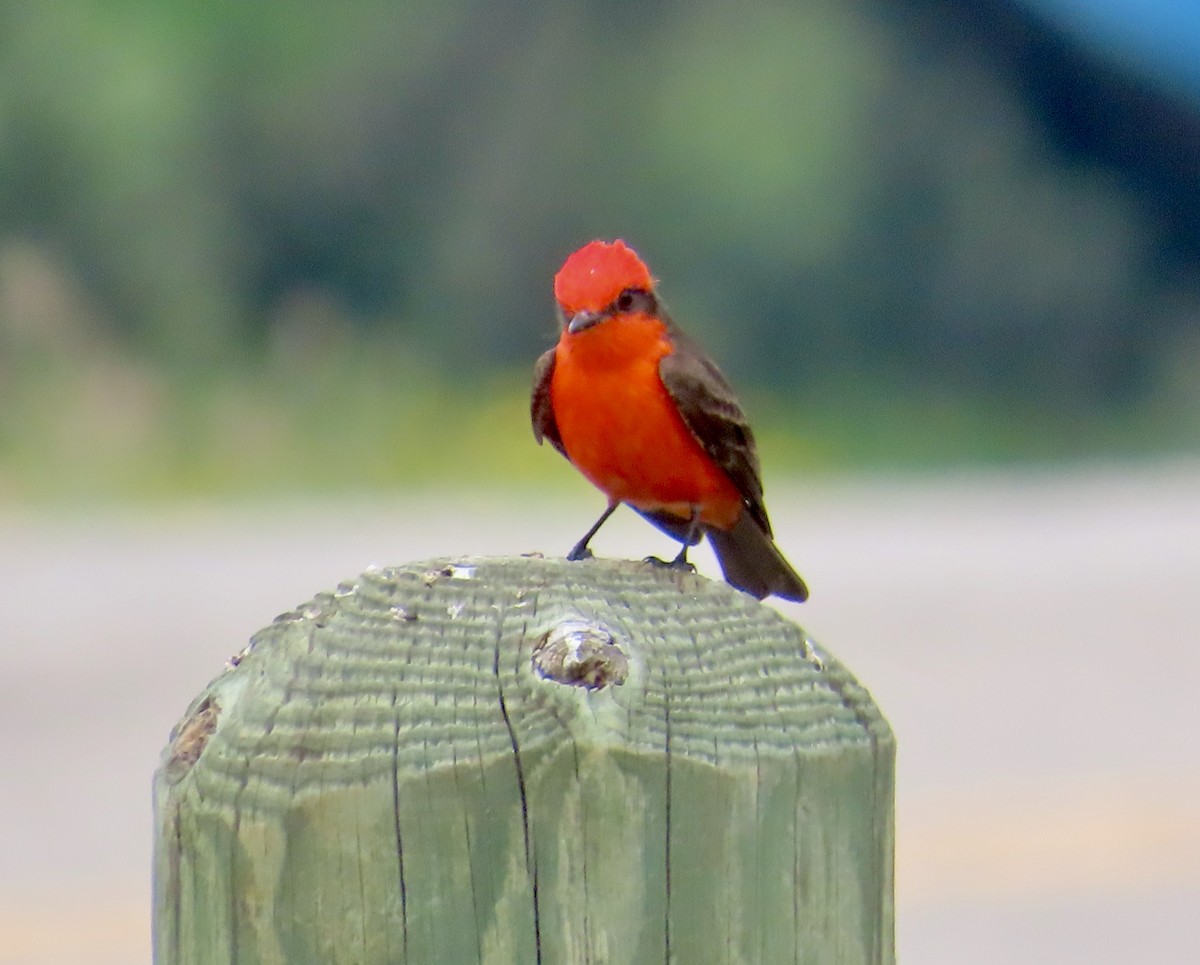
[549,305,743,529]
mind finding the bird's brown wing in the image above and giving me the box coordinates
[531,347,568,458]
[656,320,773,536]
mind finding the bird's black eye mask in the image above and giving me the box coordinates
[609,288,655,315]
[562,288,657,333]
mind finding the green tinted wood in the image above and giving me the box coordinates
[154,556,894,964]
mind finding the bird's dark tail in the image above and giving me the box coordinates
[707,513,809,603]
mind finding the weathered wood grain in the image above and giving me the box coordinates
[153,555,894,964]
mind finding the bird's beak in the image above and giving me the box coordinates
[567,310,603,334]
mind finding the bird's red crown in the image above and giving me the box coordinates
[554,239,654,315]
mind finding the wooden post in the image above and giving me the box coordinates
[153,556,894,964]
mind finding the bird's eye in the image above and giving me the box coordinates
[615,289,637,312]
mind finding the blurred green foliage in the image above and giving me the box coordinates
[0,0,1197,503]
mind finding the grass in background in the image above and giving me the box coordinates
[1,333,1196,508]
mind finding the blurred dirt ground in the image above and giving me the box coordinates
[2,461,1198,964]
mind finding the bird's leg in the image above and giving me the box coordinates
[645,507,700,573]
[669,506,702,569]
[567,501,619,561]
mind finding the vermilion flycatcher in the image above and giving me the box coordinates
[531,239,808,602]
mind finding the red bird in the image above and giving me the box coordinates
[531,239,808,602]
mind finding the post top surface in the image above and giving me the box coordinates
[160,555,891,805]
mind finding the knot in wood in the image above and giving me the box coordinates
[531,616,628,691]
[163,694,220,784]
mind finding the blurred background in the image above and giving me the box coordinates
[2,0,1198,962]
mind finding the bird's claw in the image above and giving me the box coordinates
[566,545,595,562]
[642,555,696,574]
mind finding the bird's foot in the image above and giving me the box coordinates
[566,544,595,562]
[642,554,697,574]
